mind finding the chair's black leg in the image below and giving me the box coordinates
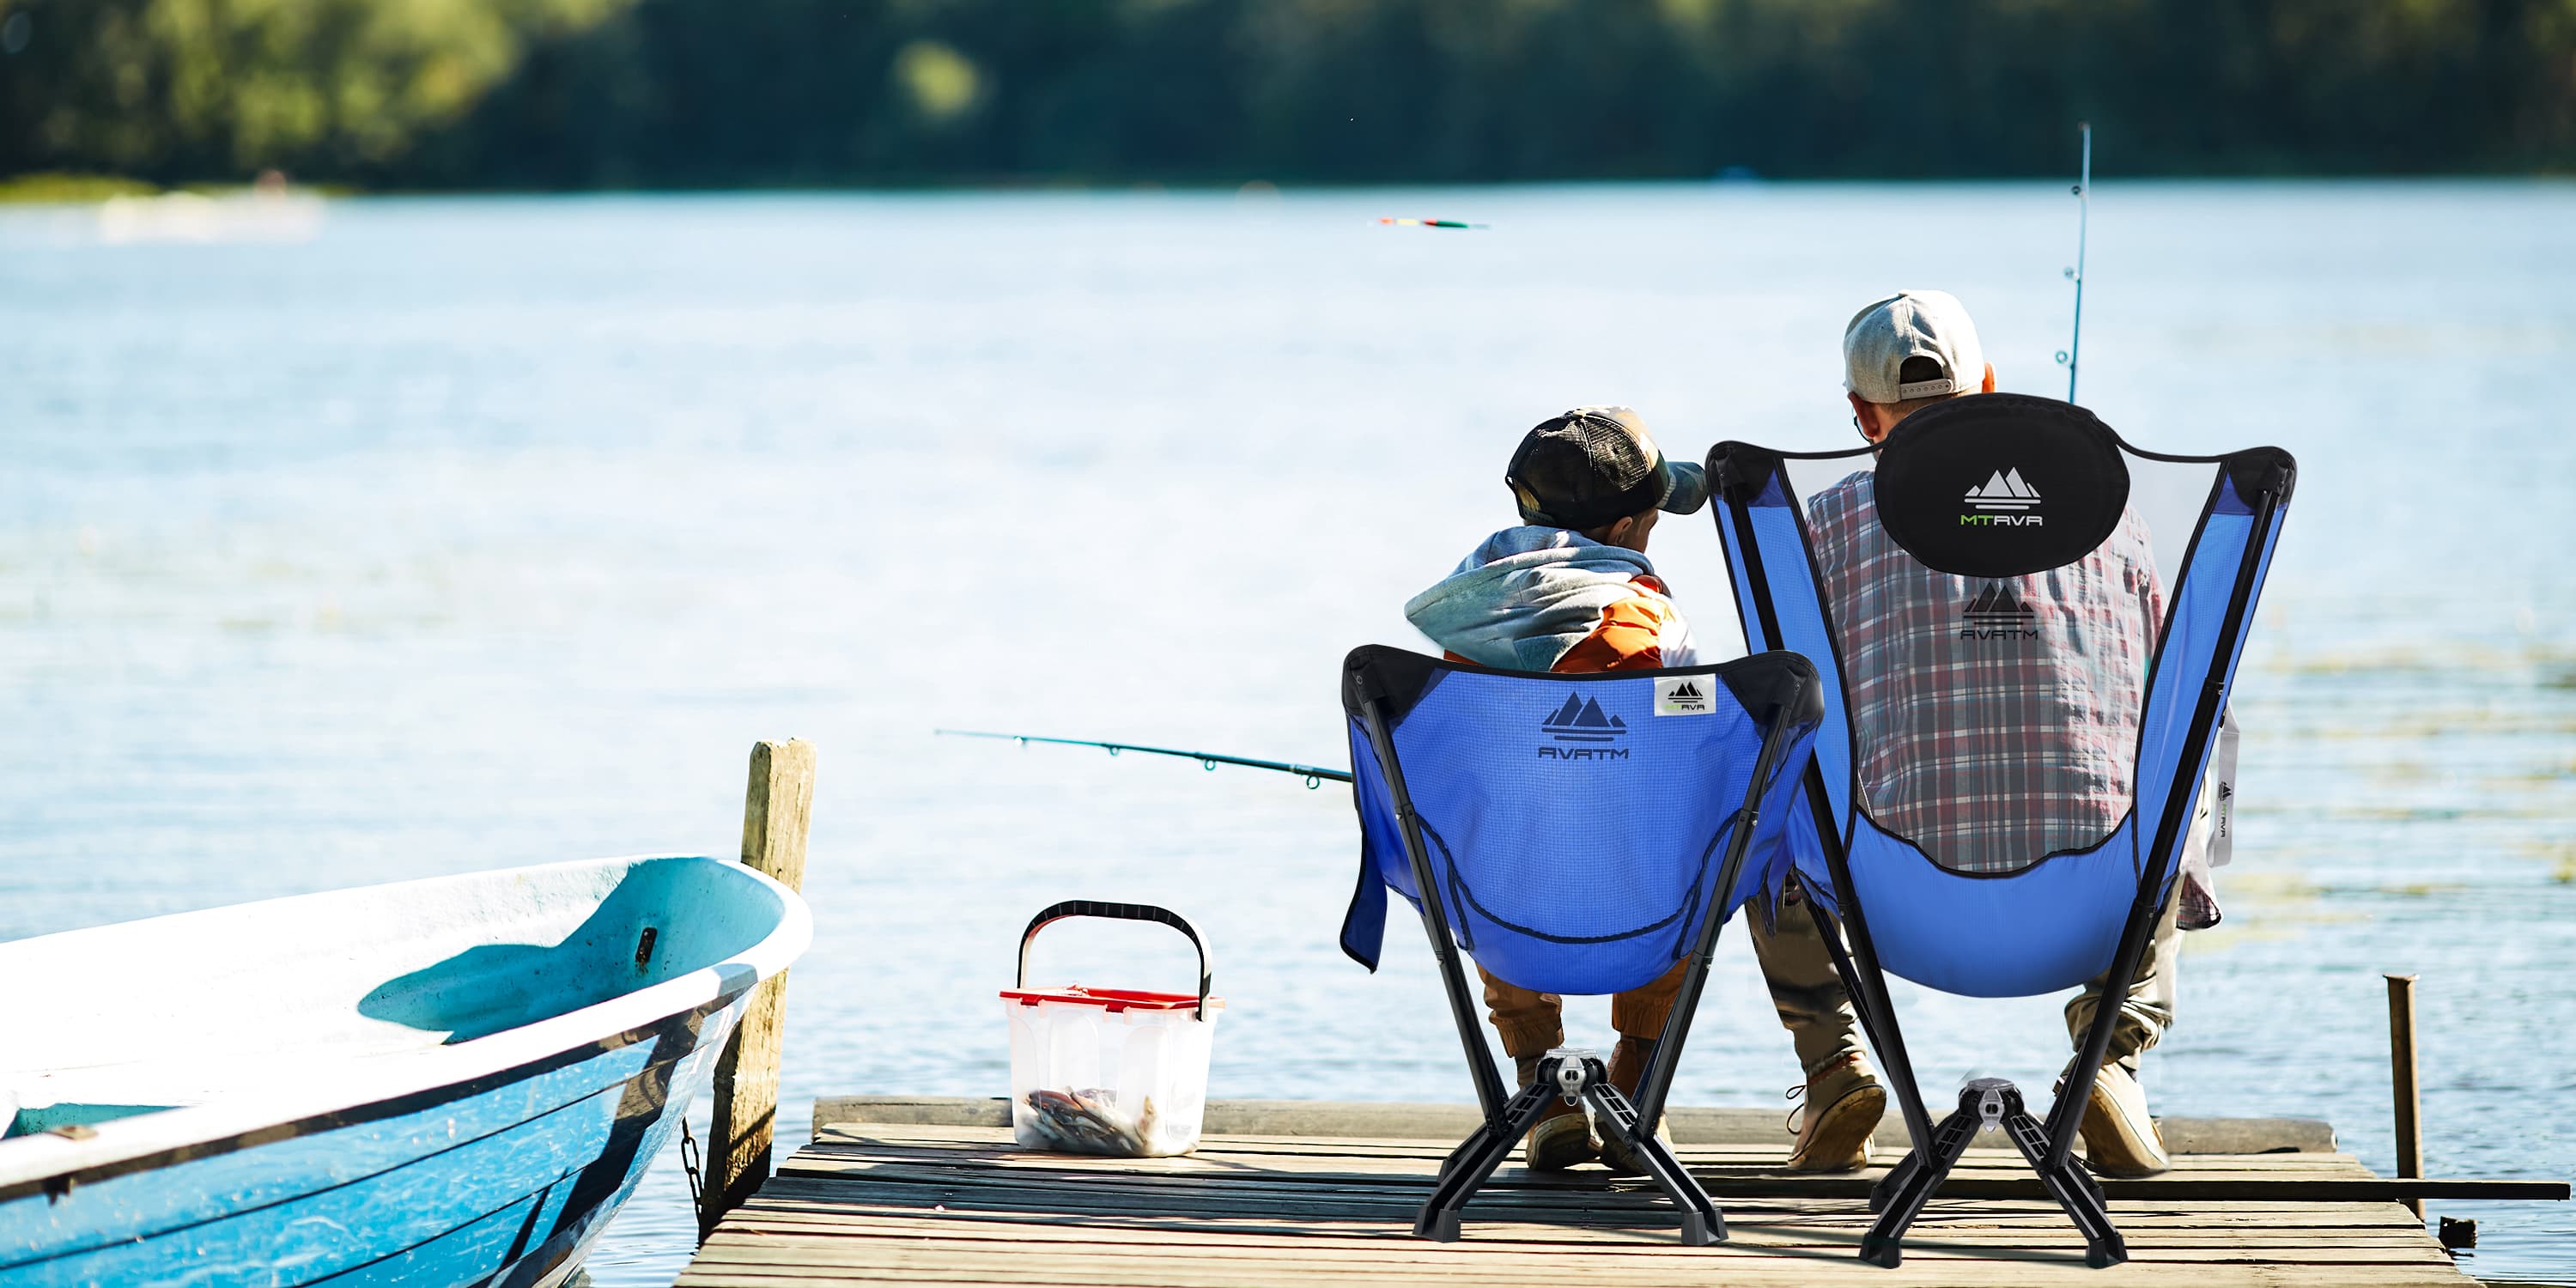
[1801,892,1933,1216]
[1800,881,1938,1212]
[1868,1149,1921,1215]
[1858,1081,1995,1267]
[1586,1072,1724,1247]
[2001,1103,2127,1268]
[1434,1120,1498,1182]
[1414,1063,1560,1241]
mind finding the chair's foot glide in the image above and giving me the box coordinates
[1858,1233,1903,1268]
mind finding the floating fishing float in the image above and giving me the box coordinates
[1376,217,1487,229]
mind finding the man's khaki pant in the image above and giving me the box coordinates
[1475,884,2180,1077]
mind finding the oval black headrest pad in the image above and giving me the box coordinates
[1874,393,2129,579]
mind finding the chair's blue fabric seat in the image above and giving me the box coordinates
[1340,649,1820,997]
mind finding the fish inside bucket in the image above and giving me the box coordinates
[1002,902,1222,1157]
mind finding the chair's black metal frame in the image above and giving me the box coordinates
[1707,434,2295,1269]
[1346,649,1820,1246]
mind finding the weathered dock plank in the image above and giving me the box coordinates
[679,1119,2477,1287]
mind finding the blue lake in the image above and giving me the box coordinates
[2,181,2570,1283]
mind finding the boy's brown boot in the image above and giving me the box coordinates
[1516,1054,1596,1170]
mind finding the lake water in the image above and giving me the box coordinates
[3,182,2570,1284]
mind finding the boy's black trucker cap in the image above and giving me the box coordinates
[1505,405,1710,530]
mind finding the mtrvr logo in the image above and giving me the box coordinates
[1539,694,1630,761]
[1959,580,2039,640]
[1961,468,2044,526]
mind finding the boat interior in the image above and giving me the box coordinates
[0,856,781,1137]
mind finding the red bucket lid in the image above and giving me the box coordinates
[999,985,1225,1014]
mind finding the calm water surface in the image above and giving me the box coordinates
[3,183,2571,1283]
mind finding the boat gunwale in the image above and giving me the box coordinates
[0,854,812,1200]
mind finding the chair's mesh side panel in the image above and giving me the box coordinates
[1388,668,1771,997]
[1748,501,1853,827]
[2129,484,2250,878]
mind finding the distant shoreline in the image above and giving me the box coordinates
[7,170,2573,206]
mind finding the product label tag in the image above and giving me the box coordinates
[1655,675,1716,716]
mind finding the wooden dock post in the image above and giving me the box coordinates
[2385,973,2424,1218]
[702,738,816,1241]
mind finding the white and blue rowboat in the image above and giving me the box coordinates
[0,855,811,1287]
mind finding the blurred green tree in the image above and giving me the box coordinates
[1,0,2568,187]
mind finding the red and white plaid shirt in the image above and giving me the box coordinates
[1808,471,2212,925]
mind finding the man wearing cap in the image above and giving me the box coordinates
[1404,407,1885,1176]
[1819,290,2218,1176]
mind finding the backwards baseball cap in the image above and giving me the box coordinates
[1505,405,1709,531]
[1844,289,1987,404]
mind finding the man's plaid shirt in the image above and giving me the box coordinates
[1807,470,2215,924]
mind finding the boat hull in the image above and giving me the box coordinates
[0,856,808,1287]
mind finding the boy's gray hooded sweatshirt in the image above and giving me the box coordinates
[1402,526,1697,672]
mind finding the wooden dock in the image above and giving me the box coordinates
[679,1102,2494,1287]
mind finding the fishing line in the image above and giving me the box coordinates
[935,729,1352,789]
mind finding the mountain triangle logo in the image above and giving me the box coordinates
[1965,467,2042,511]
[1960,580,2040,641]
[1540,695,1626,742]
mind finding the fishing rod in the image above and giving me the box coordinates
[934,728,1352,789]
[2057,121,2093,403]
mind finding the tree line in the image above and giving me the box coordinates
[3,0,2571,189]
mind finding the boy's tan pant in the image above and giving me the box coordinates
[1476,884,2180,1077]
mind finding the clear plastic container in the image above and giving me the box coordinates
[1001,902,1222,1157]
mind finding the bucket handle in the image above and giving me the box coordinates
[1016,901,1213,1020]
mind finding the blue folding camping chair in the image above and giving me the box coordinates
[1338,644,1822,1244]
[1706,392,2293,1268]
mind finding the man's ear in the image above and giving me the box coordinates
[1848,392,1887,442]
[1980,362,1998,393]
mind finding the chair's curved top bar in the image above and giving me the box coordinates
[1339,643,1825,730]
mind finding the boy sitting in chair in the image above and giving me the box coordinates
[1401,406,1886,1175]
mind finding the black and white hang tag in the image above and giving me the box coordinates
[2210,707,2239,868]
[1654,674,1716,716]
[1873,393,2129,578]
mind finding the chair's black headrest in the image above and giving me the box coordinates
[1874,393,2129,578]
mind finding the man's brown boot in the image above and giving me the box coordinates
[2065,1060,2169,1177]
[1516,1054,1595,1170]
[1596,1036,1674,1176]
[1786,1051,1885,1172]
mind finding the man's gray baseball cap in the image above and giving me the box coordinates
[1844,289,1987,404]
[1505,405,1709,531]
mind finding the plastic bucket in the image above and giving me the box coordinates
[1001,901,1223,1157]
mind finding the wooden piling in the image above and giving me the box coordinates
[2385,973,2423,1218]
[702,738,816,1240]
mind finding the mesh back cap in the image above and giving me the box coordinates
[1844,290,1988,404]
[1506,406,1710,530]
